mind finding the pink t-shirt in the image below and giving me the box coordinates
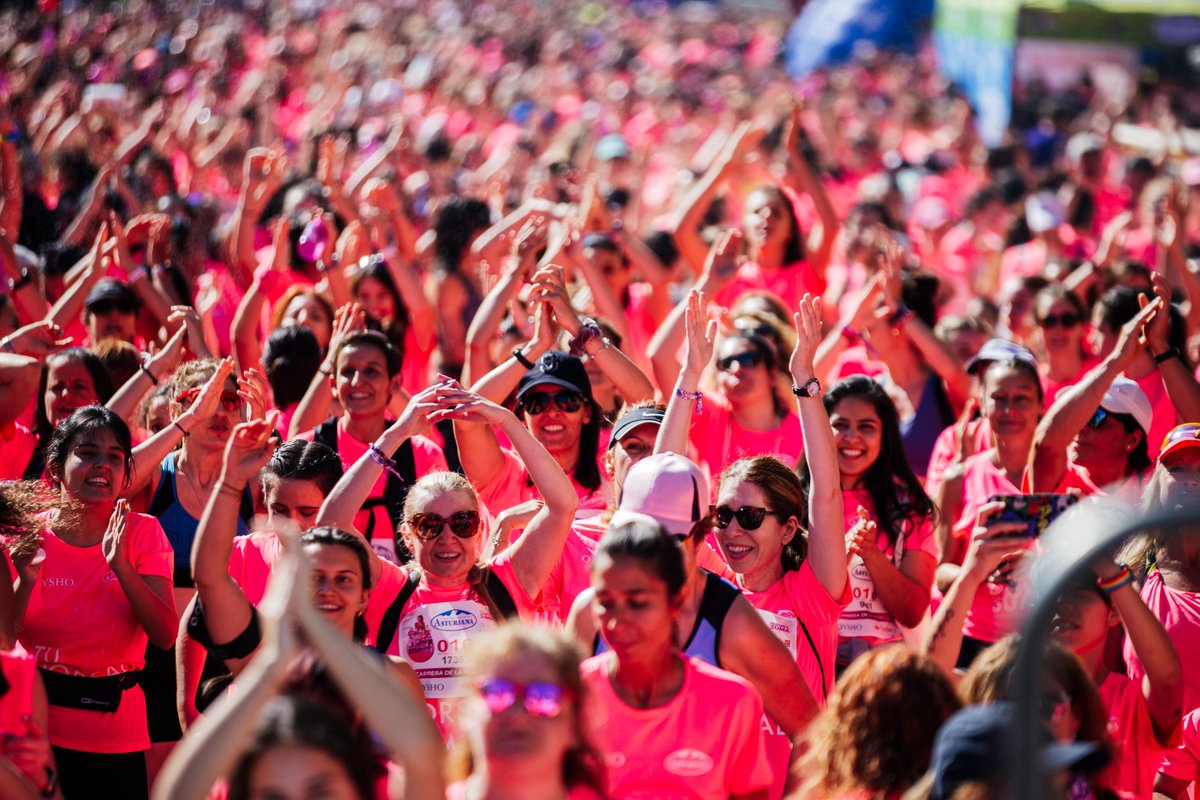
[296,418,448,564]
[1158,708,1200,794]
[839,489,936,646]
[0,649,36,737]
[1041,355,1100,410]
[0,422,36,481]
[924,418,993,501]
[1125,571,1200,715]
[384,554,539,742]
[19,512,173,753]
[714,260,825,311]
[688,390,804,488]
[446,784,604,800]
[1132,369,1176,462]
[477,447,611,521]
[227,530,282,607]
[580,654,774,800]
[538,517,605,623]
[400,324,437,397]
[954,452,1031,644]
[1098,671,1170,800]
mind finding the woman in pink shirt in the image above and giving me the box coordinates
[15,406,178,799]
[936,357,1044,666]
[1033,285,1097,409]
[580,517,774,800]
[809,375,938,670]
[671,115,840,314]
[449,624,605,800]
[319,382,578,742]
[652,288,803,482]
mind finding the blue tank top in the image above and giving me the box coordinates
[901,373,953,479]
[149,452,251,588]
[593,571,740,667]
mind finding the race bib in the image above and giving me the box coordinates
[754,608,798,658]
[400,600,495,700]
[837,557,902,642]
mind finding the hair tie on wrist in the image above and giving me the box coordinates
[140,362,159,385]
[512,347,536,370]
[173,420,189,437]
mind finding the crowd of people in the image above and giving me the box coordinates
[1,0,1200,798]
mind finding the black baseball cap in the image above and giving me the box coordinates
[609,407,665,449]
[84,278,140,312]
[516,351,592,401]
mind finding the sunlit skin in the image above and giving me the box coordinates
[334,343,396,420]
[830,396,884,490]
[85,304,137,343]
[713,480,797,592]
[715,339,773,408]
[464,651,577,786]
[265,478,326,528]
[605,423,659,489]
[171,373,242,451]
[1068,412,1140,475]
[44,359,100,427]
[354,275,397,323]
[306,543,369,634]
[282,294,333,350]
[403,489,481,588]
[591,555,681,663]
[245,743,361,800]
[521,387,591,467]
[53,428,127,506]
[743,188,794,261]
[982,365,1041,440]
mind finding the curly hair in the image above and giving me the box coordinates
[796,644,961,799]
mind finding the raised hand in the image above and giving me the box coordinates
[427,378,516,428]
[528,264,583,335]
[962,504,1031,586]
[238,368,270,421]
[789,293,822,381]
[683,288,717,378]
[388,383,444,441]
[844,273,887,332]
[244,148,286,211]
[846,506,882,564]
[184,357,237,426]
[1140,273,1173,356]
[220,414,280,487]
[699,228,743,293]
[102,499,132,570]
[1109,296,1160,372]
[326,302,367,367]
[0,321,72,358]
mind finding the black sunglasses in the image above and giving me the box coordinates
[520,391,584,415]
[710,505,786,531]
[89,299,137,316]
[408,511,482,541]
[1038,313,1081,330]
[716,351,764,372]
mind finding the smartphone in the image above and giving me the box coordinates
[987,493,1078,538]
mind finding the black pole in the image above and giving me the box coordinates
[1013,498,1200,799]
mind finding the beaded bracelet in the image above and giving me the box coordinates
[1097,565,1134,594]
[368,443,404,480]
[675,387,703,413]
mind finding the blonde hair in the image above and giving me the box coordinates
[448,623,604,790]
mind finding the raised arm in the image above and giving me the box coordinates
[126,357,236,496]
[1095,556,1182,743]
[647,229,739,392]
[191,415,277,654]
[780,104,839,281]
[670,124,761,273]
[1143,274,1200,426]
[813,274,885,383]
[529,264,654,405]
[462,226,542,387]
[923,507,1024,675]
[105,500,178,649]
[0,353,41,429]
[790,295,847,598]
[45,224,108,332]
[287,303,365,440]
[230,218,290,372]
[430,384,577,598]
[317,385,442,533]
[1028,299,1158,492]
[656,289,714,456]
[106,325,185,422]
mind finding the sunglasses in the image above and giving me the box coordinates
[408,510,482,541]
[1038,313,1081,330]
[520,391,584,415]
[477,678,570,718]
[175,387,242,413]
[716,351,764,372]
[89,299,137,316]
[1086,408,1110,429]
[710,505,785,531]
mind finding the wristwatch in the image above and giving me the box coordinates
[792,377,821,398]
